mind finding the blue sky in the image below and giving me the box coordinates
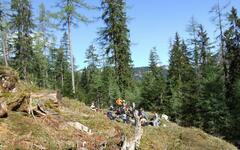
[32,0,240,69]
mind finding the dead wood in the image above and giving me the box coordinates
[31,91,62,106]
[0,101,8,118]
[121,110,143,150]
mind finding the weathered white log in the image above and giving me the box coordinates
[67,121,92,135]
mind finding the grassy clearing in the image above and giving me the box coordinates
[140,121,236,150]
[0,87,237,149]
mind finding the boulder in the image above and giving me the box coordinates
[161,114,169,121]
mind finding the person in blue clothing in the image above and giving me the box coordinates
[153,113,160,126]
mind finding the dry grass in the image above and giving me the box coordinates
[0,80,237,150]
[140,120,237,150]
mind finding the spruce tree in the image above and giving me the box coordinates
[193,25,229,135]
[140,47,166,112]
[31,34,48,87]
[99,0,133,98]
[167,33,193,122]
[224,7,240,139]
[0,1,10,67]
[10,0,34,80]
[83,45,102,106]
[99,65,120,107]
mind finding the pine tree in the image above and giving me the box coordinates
[99,65,120,107]
[210,0,229,86]
[83,45,102,106]
[50,32,72,96]
[84,45,99,70]
[99,0,133,98]
[140,47,166,112]
[10,0,34,80]
[31,34,48,87]
[53,0,92,94]
[193,25,229,135]
[35,3,57,88]
[38,3,56,41]
[224,7,240,139]
[186,17,199,69]
[0,1,10,67]
[167,33,194,122]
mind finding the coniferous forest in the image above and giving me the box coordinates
[0,0,240,146]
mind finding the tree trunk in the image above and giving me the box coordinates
[68,16,76,94]
[217,0,228,89]
[121,110,143,150]
[2,31,8,67]
[61,62,64,90]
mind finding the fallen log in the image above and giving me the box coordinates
[5,90,62,118]
[0,101,8,118]
[31,91,62,106]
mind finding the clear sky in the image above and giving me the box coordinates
[31,0,240,69]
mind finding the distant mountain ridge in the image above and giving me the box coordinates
[133,65,168,80]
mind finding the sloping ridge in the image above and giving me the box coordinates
[0,67,237,150]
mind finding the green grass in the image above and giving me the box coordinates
[0,88,237,150]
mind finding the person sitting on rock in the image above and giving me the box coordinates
[116,98,124,106]
[121,113,128,123]
[139,108,148,120]
[107,111,115,120]
[140,116,148,126]
[90,102,96,111]
[153,113,160,126]
[109,104,115,111]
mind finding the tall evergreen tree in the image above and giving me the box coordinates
[0,1,12,67]
[186,17,199,69]
[83,45,102,106]
[100,66,121,106]
[140,47,166,112]
[191,25,229,135]
[35,3,58,88]
[53,0,92,94]
[224,7,240,139]
[99,0,133,98]
[31,34,48,87]
[210,0,229,85]
[167,33,193,121]
[10,0,34,80]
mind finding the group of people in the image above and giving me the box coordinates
[105,98,161,127]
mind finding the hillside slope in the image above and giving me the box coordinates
[0,67,237,150]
